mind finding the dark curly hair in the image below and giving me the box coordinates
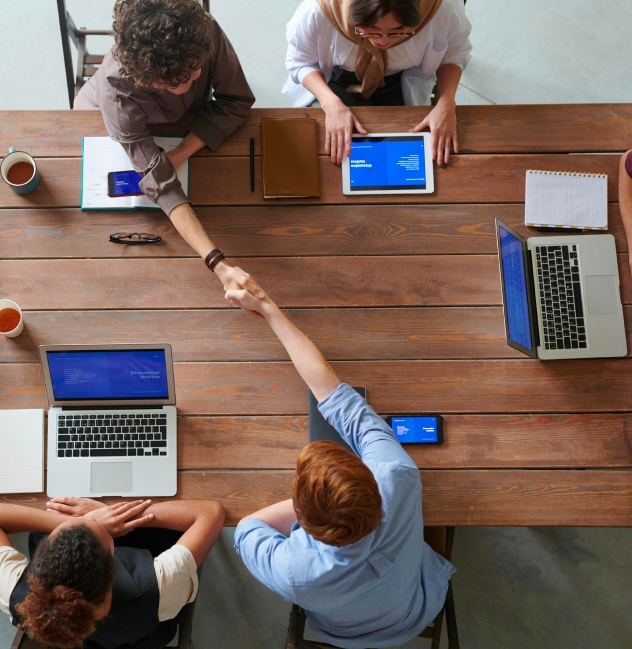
[112,0,215,89]
[16,525,115,648]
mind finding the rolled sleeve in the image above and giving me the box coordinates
[234,520,294,602]
[154,544,199,622]
[318,384,417,469]
[191,21,255,152]
[0,547,28,619]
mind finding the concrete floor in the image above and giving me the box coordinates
[1,0,632,647]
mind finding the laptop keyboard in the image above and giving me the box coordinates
[56,413,168,458]
[535,245,587,351]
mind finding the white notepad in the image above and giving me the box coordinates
[0,409,44,494]
[525,169,608,231]
[81,136,189,210]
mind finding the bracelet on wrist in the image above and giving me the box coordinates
[204,248,225,273]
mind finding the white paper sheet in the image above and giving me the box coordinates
[0,409,44,493]
[81,136,189,210]
[525,170,608,230]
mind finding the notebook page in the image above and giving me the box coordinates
[132,137,189,208]
[82,137,135,209]
[0,409,44,494]
[525,170,608,230]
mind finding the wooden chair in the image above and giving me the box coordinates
[285,527,459,649]
[9,564,203,649]
[56,0,211,108]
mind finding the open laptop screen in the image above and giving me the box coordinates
[46,349,169,400]
[498,226,533,351]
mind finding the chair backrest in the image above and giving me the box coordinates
[56,0,211,109]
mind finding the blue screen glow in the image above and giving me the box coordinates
[499,227,533,350]
[47,350,169,400]
[349,137,426,190]
[390,417,438,443]
[112,170,143,196]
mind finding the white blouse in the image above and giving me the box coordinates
[341,43,415,75]
[284,0,473,107]
[0,543,198,624]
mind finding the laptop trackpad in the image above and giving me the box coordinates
[91,463,133,494]
[586,275,618,316]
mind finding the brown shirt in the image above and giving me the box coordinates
[76,18,255,215]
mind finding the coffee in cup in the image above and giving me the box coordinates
[1,147,40,195]
[0,299,24,338]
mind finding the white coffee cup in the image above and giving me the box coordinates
[0,299,24,338]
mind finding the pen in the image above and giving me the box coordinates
[250,137,255,194]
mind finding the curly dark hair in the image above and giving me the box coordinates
[16,525,115,648]
[112,0,215,89]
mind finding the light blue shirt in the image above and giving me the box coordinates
[234,383,455,648]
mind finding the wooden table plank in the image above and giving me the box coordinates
[175,414,632,470]
[0,154,621,208]
[3,470,631,526]
[1,204,627,259]
[2,256,630,309]
[3,360,632,415]
[0,256,503,309]
[3,307,632,364]
[2,104,631,157]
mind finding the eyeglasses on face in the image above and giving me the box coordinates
[109,232,162,244]
[354,27,416,40]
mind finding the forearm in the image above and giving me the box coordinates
[142,500,225,567]
[263,303,340,401]
[0,505,68,535]
[239,499,297,537]
[302,70,342,110]
[168,202,218,260]
[166,132,206,169]
[619,152,632,251]
[435,64,462,103]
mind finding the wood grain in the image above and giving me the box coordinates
[3,307,632,364]
[1,204,627,259]
[175,413,632,470]
[2,470,631,526]
[2,104,631,157]
[0,256,506,309]
[3,360,632,415]
[0,154,621,209]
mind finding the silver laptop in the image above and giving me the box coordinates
[495,219,627,360]
[40,344,177,497]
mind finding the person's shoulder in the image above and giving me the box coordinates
[289,0,332,33]
[431,0,468,29]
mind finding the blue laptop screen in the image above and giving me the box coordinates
[349,137,426,190]
[47,349,169,400]
[499,227,533,351]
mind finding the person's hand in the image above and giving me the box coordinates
[225,288,276,320]
[214,261,266,311]
[410,98,458,166]
[166,147,186,171]
[322,98,368,164]
[84,500,155,538]
[47,497,106,517]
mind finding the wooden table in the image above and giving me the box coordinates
[1,105,631,527]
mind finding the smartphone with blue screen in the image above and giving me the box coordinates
[107,170,144,197]
[385,415,443,444]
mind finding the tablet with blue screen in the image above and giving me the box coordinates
[342,133,434,195]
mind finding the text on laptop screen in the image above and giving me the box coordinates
[47,350,169,400]
[349,137,426,190]
[499,227,533,351]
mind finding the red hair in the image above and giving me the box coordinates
[293,441,383,546]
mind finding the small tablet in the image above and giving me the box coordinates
[342,132,434,195]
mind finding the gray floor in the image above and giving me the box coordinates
[1,0,632,647]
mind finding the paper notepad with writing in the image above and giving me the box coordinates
[525,169,608,230]
[81,136,189,210]
[0,409,44,493]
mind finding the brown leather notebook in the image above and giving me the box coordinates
[261,118,320,198]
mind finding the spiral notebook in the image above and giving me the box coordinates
[525,169,608,231]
